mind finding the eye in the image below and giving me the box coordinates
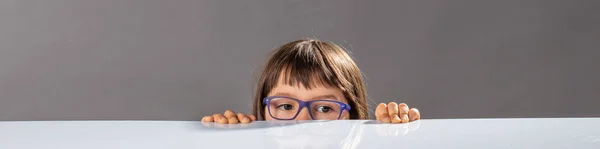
[276,104,295,110]
[316,106,334,113]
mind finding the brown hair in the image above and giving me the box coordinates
[252,39,369,120]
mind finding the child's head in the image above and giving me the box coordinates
[252,39,369,120]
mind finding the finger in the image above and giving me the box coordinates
[201,116,214,122]
[237,113,251,123]
[398,103,409,115]
[388,102,401,123]
[387,102,399,117]
[224,110,236,119]
[375,103,387,121]
[377,103,391,123]
[213,114,228,124]
[398,103,410,123]
[408,108,421,121]
[249,115,256,121]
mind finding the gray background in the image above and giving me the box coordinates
[1,0,598,121]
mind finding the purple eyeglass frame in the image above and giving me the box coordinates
[262,96,351,120]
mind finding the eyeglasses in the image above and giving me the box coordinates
[263,96,351,120]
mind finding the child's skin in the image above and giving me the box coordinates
[201,39,421,124]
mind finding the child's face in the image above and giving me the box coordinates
[265,75,351,121]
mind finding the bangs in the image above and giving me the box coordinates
[278,62,337,90]
[262,39,347,92]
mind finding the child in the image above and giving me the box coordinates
[202,39,420,124]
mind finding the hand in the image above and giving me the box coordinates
[201,110,256,124]
[375,102,420,123]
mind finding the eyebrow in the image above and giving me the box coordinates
[271,92,340,101]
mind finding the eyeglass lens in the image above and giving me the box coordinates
[268,97,343,120]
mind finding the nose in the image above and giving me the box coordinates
[294,108,312,120]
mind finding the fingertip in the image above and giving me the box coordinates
[398,103,408,107]
[201,116,214,122]
[387,102,399,117]
[240,117,251,123]
[409,108,420,121]
[249,115,256,121]
[237,113,247,121]
[398,103,409,114]
[213,114,226,124]
[224,110,236,118]
[387,102,398,108]
[412,108,420,113]
[375,103,387,117]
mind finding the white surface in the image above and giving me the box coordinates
[1,118,599,149]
